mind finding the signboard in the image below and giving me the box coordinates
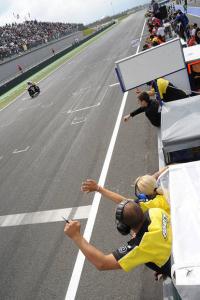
[115,38,186,92]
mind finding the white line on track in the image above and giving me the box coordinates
[98,86,109,105]
[71,118,86,125]
[0,205,91,227]
[65,91,128,299]
[109,82,120,87]
[67,103,100,114]
[136,18,146,53]
[65,17,147,300]
[67,85,108,114]
[13,146,30,154]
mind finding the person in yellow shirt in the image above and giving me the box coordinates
[137,78,187,102]
[64,179,172,279]
[113,199,171,277]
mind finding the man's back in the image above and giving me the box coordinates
[113,207,171,275]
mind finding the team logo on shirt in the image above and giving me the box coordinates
[162,213,168,239]
[118,246,128,254]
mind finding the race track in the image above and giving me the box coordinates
[0,10,162,300]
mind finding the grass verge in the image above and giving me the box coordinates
[83,28,95,36]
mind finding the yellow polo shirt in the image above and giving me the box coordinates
[151,78,169,99]
[139,194,170,215]
[113,208,172,272]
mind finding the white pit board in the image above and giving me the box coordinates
[183,44,200,63]
[115,38,186,92]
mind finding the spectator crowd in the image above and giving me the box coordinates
[0,20,84,61]
[126,0,200,128]
[143,0,200,51]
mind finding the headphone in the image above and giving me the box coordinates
[115,200,131,235]
[134,178,149,201]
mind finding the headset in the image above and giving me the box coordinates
[115,199,132,235]
[134,178,149,201]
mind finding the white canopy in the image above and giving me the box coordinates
[159,162,200,288]
[161,95,200,153]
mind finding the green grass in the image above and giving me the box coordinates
[0,24,116,110]
[83,28,95,36]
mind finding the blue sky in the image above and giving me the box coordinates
[0,0,149,25]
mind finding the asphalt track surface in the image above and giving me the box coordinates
[0,11,162,300]
[0,31,83,84]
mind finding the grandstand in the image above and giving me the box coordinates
[0,20,84,60]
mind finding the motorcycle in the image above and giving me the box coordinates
[28,85,40,98]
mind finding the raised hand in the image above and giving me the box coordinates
[81,179,99,193]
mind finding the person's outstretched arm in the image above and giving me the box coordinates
[152,166,168,179]
[123,107,145,122]
[81,179,126,204]
[64,220,121,270]
[123,114,131,122]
